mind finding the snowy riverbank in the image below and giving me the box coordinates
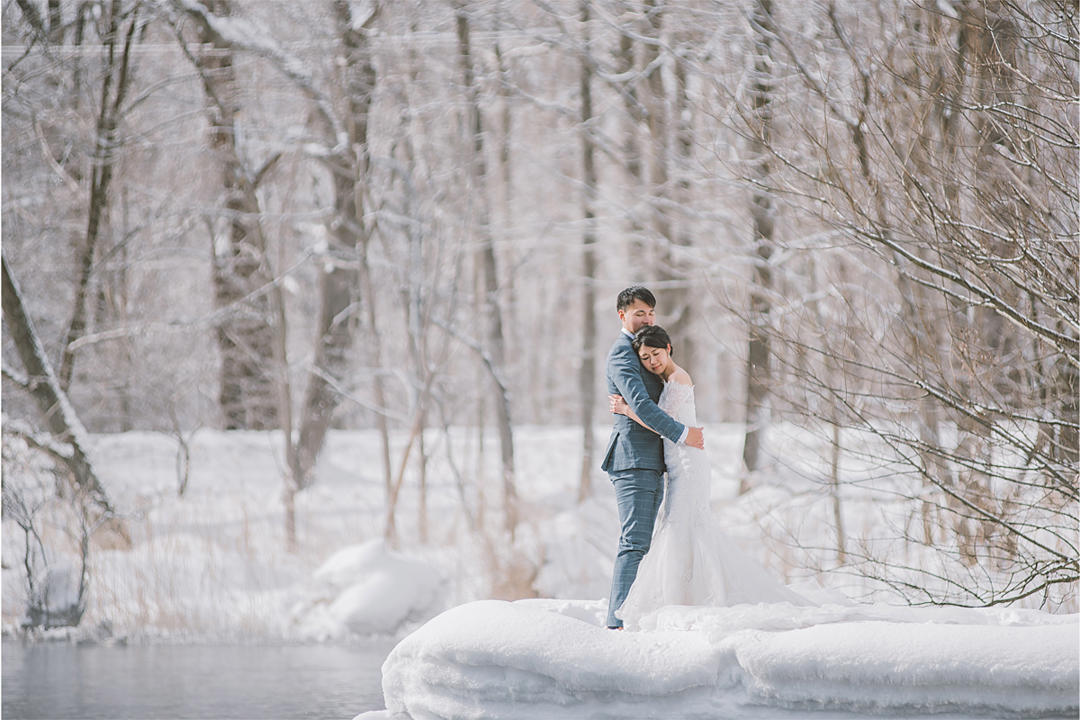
[359,598,1078,719]
[2,424,847,642]
[3,427,1075,718]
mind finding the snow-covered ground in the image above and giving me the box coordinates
[361,598,1077,720]
[5,423,834,642]
[2,425,1076,718]
[3,429,468,642]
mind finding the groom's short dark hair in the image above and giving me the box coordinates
[617,285,656,312]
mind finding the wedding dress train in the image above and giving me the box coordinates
[618,381,808,626]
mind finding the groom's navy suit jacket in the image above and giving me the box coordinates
[601,331,686,473]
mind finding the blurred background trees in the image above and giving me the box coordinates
[3,0,1075,608]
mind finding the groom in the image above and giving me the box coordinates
[602,286,704,629]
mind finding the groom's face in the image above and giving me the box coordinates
[620,299,656,334]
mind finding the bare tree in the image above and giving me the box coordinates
[2,475,90,629]
[740,0,777,488]
[54,0,142,399]
[2,254,124,535]
[175,0,281,431]
[171,0,380,549]
[5,0,1073,613]
[7,0,221,435]
[455,2,518,540]
[289,0,380,505]
[743,0,1077,606]
[641,1,696,352]
[377,144,443,548]
[610,1,649,254]
[577,0,599,502]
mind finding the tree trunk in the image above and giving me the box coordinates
[474,397,487,533]
[668,42,698,372]
[404,214,430,545]
[641,3,693,348]
[358,247,393,503]
[641,0,673,274]
[456,5,517,540]
[417,425,428,544]
[578,0,598,503]
[58,0,138,395]
[2,254,121,530]
[740,0,776,491]
[47,0,62,42]
[830,419,846,564]
[185,0,279,431]
[290,0,380,500]
[383,393,432,548]
[614,3,647,256]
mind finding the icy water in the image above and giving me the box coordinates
[1,638,393,719]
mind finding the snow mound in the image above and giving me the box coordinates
[532,497,619,601]
[22,563,85,628]
[374,599,1079,719]
[291,540,442,639]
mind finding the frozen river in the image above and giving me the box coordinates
[1,638,392,719]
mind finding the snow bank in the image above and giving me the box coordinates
[370,599,1079,719]
[291,540,443,639]
[532,497,619,601]
[3,430,457,641]
[735,620,1073,716]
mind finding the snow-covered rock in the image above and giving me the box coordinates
[291,539,443,639]
[369,599,1079,719]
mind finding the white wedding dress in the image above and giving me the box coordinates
[619,381,808,626]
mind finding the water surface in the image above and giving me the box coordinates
[2,638,392,719]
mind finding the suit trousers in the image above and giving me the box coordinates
[605,468,665,628]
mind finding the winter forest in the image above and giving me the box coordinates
[2,0,1078,663]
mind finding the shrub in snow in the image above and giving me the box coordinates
[3,443,91,631]
[291,539,443,639]
[23,563,86,630]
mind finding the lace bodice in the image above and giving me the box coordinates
[657,382,709,523]
[658,381,697,427]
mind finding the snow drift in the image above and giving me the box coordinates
[362,599,1078,719]
[290,539,444,639]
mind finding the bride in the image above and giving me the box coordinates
[611,325,808,626]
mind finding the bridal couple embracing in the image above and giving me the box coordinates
[602,286,807,631]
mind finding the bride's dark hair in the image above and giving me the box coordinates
[632,325,673,356]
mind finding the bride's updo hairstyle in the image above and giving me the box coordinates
[632,325,673,356]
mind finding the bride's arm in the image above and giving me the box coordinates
[609,394,659,434]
